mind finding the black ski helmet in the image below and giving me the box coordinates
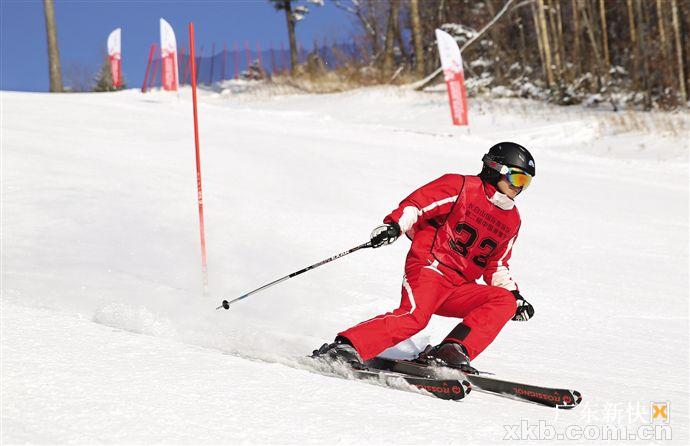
[479,142,535,186]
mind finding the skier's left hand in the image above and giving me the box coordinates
[511,290,534,321]
[370,223,401,248]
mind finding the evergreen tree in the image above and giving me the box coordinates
[93,57,125,92]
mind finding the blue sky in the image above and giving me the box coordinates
[0,0,353,91]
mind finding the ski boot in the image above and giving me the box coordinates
[415,342,478,375]
[311,336,365,370]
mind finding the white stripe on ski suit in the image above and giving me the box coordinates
[489,235,518,291]
[397,195,459,233]
[351,276,417,328]
[423,259,444,276]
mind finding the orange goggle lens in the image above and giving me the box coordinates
[505,168,532,189]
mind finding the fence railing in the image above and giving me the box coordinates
[142,41,362,91]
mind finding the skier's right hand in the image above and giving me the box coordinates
[370,223,401,248]
[511,291,535,321]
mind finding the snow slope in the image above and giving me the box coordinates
[2,85,688,443]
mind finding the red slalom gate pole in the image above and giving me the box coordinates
[188,22,209,294]
[209,42,216,85]
[222,43,227,80]
[141,44,156,92]
[280,41,287,74]
[270,42,276,76]
[149,51,160,90]
[233,41,239,79]
[257,42,263,73]
[181,46,191,85]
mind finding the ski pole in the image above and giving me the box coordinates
[216,241,373,310]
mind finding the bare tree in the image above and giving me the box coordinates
[325,0,685,107]
[485,0,503,81]
[334,0,386,57]
[671,0,687,102]
[64,62,93,92]
[394,7,409,64]
[409,0,425,76]
[626,0,639,89]
[43,0,63,92]
[599,0,610,71]
[516,13,528,72]
[536,0,554,87]
[545,0,562,78]
[271,0,298,73]
[413,0,517,90]
[270,0,323,74]
[571,0,581,78]
[382,0,399,74]
[554,0,565,78]
[532,1,547,81]
[580,0,603,83]
[626,0,637,45]
[635,0,652,108]
[656,0,668,60]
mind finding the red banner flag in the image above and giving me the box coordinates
[107,28,122,88]
[160,18,178,91]
[436,29,468,126]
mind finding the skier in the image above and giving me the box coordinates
[313,142,536,373]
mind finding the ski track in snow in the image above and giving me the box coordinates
[1,85,688,443]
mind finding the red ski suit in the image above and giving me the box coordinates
[340,174,521,360]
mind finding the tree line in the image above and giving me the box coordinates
[285,0,688,109]
[44,0,689,109]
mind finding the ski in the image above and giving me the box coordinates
[349,368,471,401]
[307,358,471,401]
[365,357,582,409]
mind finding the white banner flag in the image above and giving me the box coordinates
[435,29,468,126]
[107,28,122,88]
[160,18,178,91]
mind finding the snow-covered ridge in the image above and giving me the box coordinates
[2,87,688,443]
[207,82,689,162]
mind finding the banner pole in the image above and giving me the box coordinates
[188,22,209,295]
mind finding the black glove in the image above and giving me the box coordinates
[511,290,534,321]
[370,223,401,248]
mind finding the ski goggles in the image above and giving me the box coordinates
[483,156,533,190]
[504,167,532,189]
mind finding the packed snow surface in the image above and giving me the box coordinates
[2,85,689,443]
